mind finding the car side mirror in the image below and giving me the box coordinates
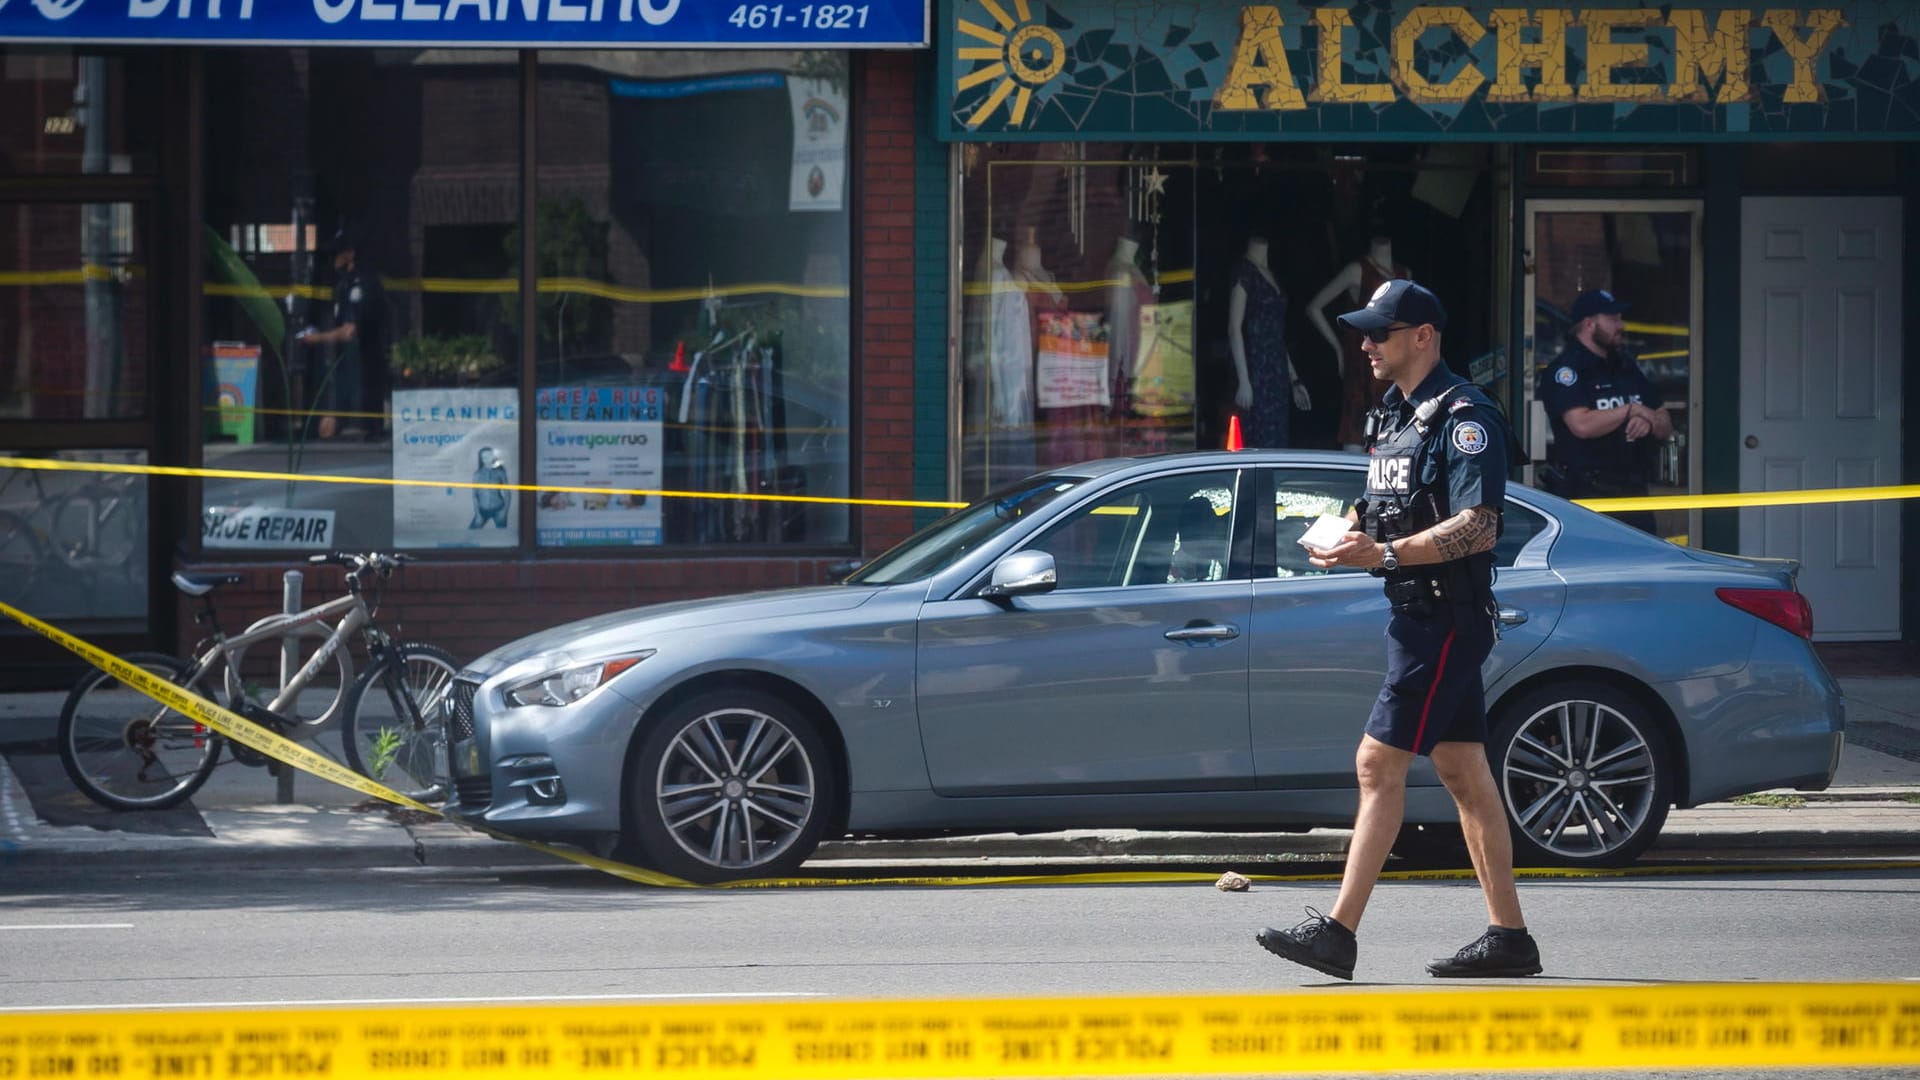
[826,558,863,582]
[978,550,1057,600]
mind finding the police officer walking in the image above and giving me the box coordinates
[1537,288,1671,534]
[1254,280,1541,981]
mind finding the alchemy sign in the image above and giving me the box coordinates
[942,0,1920,139]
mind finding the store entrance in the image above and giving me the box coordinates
[0,196,163,688]
[1191,145,1501,453]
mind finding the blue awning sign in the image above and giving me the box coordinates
[0,0,929,48]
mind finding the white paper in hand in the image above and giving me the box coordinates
[1297,514,1353,552]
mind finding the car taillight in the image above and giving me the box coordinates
[1717,587,1813,639]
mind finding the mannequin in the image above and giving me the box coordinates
[1011,226,1064,306]
[1105,235,1152,417]
[1306,222,1408,449]
[1229,234,1310,449]
[982,236,1036,473]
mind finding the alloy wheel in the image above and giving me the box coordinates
[1500,697,1660,861]
[654,706,818,872]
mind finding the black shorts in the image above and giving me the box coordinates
[1364,601,1497,755]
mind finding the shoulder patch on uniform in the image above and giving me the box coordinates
[1554,366,1577,386]
[1448,395,1476,413]
[349,285,363,303]
[1451,421,1489,455]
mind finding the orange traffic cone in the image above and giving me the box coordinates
[1226,413,1245,451]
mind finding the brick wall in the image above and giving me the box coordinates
[174,51,927,666]
[859,50,921,556]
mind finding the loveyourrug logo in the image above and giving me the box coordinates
[955,0,1067,128]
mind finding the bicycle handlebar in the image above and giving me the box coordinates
[307,551,414,574]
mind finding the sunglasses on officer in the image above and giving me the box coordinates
[1363,323,1420,345]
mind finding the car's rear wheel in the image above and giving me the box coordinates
[1491,680,1672,868]
[621,688,837,883]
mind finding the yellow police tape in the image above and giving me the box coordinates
[0,454,965,513]
[6,452,1920,517]
[4,983,1919,1077]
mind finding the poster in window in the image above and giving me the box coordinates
[1130,300,1195,418]
[535,385,666,547]
[1035,310,1110,410]
[788,75,847,213]
[392,388,519,550]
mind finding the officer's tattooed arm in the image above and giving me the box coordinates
[1313,505,1498,570]
[1428,506,1500,561]
[1365,505,1498,568]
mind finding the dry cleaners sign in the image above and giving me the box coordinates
[0,0,928,47]
[939,0,1919,138]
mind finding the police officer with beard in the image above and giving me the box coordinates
[1254,280,1541,982]
[1538,288,1671,534]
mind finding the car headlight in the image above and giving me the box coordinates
[502,652,654,708]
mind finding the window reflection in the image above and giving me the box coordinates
[533,52,852,548]
[200,49,523,554]
[0,202,148,420]
[0,49,158,176]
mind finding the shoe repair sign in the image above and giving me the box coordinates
[202,506,336,550]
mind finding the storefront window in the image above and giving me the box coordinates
[532,52,853,548]
[200,49,522,555]
[0,49,159,176]
[958,143,1198,498]
[957,143,1497,500]
[0,201,149,420]
[1526,205,1698,539]
[0,449,148,623]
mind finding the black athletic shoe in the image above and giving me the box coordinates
[1425,926,1543,978]
[1255,907,1357,981]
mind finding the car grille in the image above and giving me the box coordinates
[454,776,492,810]
[448,678,478,741]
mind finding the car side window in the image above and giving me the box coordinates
[1271,469,1363,578]
[1494,499,1549,567]
[1031,470,1240,590]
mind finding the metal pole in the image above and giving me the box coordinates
[277,569,302,804]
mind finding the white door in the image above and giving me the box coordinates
[1739,197,1904,640]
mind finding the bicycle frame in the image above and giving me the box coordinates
[185,591,374,727]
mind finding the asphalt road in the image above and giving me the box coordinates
[4,863,1917,1078]
[3,861,1916,1003]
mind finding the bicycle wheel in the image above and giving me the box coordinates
[341,642,458,802]
[58,652,223,811]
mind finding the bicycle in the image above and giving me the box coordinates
[56,551,458,811]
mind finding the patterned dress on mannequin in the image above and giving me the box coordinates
[1237,257,1293,449]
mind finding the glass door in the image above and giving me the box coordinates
[0,199,155,628]
[1522,200,1702,544]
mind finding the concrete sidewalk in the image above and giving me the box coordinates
[2,676,1917,876]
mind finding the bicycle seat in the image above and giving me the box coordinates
[171,572,246,597]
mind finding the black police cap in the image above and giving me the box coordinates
[1337,279,1449,334]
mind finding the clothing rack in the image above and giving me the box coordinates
[676,326,791,543]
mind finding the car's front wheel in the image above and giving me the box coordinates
[621,688,838,883]
[1491,681,1672,868]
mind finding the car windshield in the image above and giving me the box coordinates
[845,476,1086,585]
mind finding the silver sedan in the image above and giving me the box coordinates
[444,451,1844,882]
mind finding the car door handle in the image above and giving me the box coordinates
[1497,607,1529,627]
[1165,623,1240,642]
